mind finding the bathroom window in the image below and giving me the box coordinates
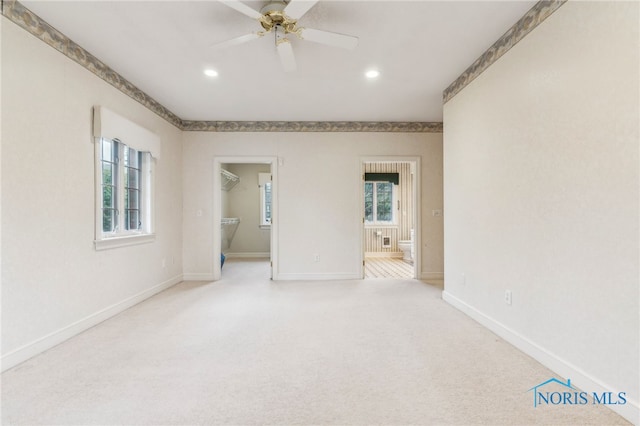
[259,172,272,228]
[364,181,396,225]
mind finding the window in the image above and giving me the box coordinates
[96,137,154,249]
[93,106,159,250]
[364,181,396,224]
[259,172,272,228]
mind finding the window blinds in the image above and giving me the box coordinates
[364,173,399,185]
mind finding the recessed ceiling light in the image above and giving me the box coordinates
[204,69,219,78]
[365,69,380,79]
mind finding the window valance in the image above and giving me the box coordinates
[364,173,399,185]
[93,106,161,158]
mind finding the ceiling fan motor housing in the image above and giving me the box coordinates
[259,1,298,34]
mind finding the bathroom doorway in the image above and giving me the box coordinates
[361,158,420,279]
[213,157,278,281]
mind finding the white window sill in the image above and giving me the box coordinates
[365,224,398,228]
[94,233,156,251]
[259,225,271,230]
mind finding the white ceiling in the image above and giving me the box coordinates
[20,1,537,122]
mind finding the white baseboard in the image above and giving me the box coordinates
[183,273,214,281]
[225,252,270,259]
[442,291,639,425]
[275,273,361,281]
[1,275,183,373]
[420,272,444,280]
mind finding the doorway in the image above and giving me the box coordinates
[213,157,278,281]
[361,158,420,279]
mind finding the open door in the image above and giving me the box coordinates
[361,158,420,280]
[213,157,278,281]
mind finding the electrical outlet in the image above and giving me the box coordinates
[314,254,320,262]
[162,258,167,268]
[504,290,512,305]
[460,273,466,286]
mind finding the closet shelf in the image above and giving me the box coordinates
[221,217,240,226]
[221,169,239,191]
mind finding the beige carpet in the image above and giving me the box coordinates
[1,259,629,425]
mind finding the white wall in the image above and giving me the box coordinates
[225,163,271,256]
[1,19,183,369]
[183,132,443,280]
[443,1,638,422]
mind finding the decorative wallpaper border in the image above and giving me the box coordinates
[443,0,567,104]
[182,121,443,133]
[1,0,184,128]
[1,0,442,133]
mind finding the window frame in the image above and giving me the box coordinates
[364,180,398,225]
[259,172,272,229]
[94,137,155,250]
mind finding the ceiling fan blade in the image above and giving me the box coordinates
[211,32,263,50]
[299,28,359,50]
[276,38,297,72]
[219,0,263,20]
[283,0,319,20]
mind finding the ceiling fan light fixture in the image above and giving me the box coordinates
[365,69,380,79]
[214,0,358,72]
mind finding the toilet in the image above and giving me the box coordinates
[398,229,414,263]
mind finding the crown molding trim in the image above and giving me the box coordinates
[182,121,443,133]
[443,0,567,104]
[2,0,442,133]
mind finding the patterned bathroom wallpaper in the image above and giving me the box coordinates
[443,0,567,103]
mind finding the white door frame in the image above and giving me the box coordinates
[359,156,421,279]
[213,156,278,281]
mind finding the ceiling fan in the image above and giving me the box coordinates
[214,0,359,72]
